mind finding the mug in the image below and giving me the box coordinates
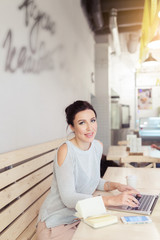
[126,175,137,188]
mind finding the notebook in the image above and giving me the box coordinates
[107,194,159,215]
[75,196,118,228]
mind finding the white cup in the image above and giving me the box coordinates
[126,175,137,188]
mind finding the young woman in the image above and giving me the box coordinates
[36,100,139,240]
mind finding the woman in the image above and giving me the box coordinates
[37,100,139,240]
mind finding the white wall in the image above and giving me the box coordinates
[109,33,139,129]
[0,0,95,153]
[92,43,110,155]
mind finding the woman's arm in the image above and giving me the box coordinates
[55,144,93,209]
[151,144,160,150]
[102,181,140,207]
[104,181,137,192]
[102,190,139,207]
[96,141,139,207]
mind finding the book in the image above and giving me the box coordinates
[75,196,118,228]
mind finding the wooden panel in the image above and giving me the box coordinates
[30,233,37,240]
[0,162,53,209]
[0,191,48,240]
[0,175,52,232]
[121,155,160,163]
[0,137,66,169]
[0,151,55,189]
[16,218,37,240]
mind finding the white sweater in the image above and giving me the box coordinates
[38,139,106,228]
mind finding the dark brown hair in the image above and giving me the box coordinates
[65,100,97,126]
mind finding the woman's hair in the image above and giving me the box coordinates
[65,100,97,126]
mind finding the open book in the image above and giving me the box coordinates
[75,196,118,228]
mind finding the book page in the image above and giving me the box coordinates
[84,214,118,228]
[75,196,107,219]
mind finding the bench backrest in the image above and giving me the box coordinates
[0,138,67,240]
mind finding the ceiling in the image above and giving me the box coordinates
[81,0,145,35]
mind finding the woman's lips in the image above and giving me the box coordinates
[85,132,94,138]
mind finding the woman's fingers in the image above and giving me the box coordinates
[104,192,141,207]
[125,199,138,207]
[120,191,140,207]
[128,195,139,205]
[126,189,141,196]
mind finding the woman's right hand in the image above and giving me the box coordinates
[151,144,159,150]
[102,190,139,208]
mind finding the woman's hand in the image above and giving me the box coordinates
[116,183,137,192]
[151,144,158,149]
[104,181,139,194]
[151,144,160,150]
[102,190,140,208]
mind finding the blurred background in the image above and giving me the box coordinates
[0,0,160,155]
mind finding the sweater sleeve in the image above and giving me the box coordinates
[55,153,93,209]
[96,178,106,191]
[93,140,105,191]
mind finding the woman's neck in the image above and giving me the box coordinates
[71,137,91,151]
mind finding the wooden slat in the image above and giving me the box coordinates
[144,163,154,168]
[0,191,49,240]
[124,163,136,168]
[0,151,55,189]
[30,233,37,240]
[121,155,160,163]
[0,162,53,209]
[0,175,52,232]
[0,137,66,169]
[0,137,74,239]
[16,218,37,240]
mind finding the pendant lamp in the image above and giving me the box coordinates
[142,53,159,67]
[144,53,157,62]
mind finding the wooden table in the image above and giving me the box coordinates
[107,145,160,168]
[117,140,127,146]
[72,167,160,240]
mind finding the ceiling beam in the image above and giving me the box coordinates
[101,0,145,12]
[81,0,144,34]
[102,9,143,27]
[117,9,143,26]
[95,24,142,34]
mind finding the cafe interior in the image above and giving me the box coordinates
[1,0,160,157]
[1,1,160,240]
[83,0,160,160]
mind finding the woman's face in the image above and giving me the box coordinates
[70,109,97,144]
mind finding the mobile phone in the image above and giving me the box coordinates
[121,216,152,224]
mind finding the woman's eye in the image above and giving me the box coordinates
[79,121,84,125]
[91,119,96,123]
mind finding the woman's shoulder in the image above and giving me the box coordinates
[92,139,103,155]
[93,139,103,148]
[57,143,68,166]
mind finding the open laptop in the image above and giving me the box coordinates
[107,194,159,215]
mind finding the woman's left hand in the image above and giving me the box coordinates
[116,183,136,192]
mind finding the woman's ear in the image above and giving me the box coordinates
[69,124,74,132]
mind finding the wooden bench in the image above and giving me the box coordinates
[0,137,67,240]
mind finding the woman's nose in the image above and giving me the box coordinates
[86,123,92,130]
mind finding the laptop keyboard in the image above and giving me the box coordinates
[127,194,155,211]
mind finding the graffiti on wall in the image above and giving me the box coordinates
[2,0,64,74]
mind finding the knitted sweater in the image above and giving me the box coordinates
[38,139,106,228]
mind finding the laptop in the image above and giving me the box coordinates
[107,194,159,215]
